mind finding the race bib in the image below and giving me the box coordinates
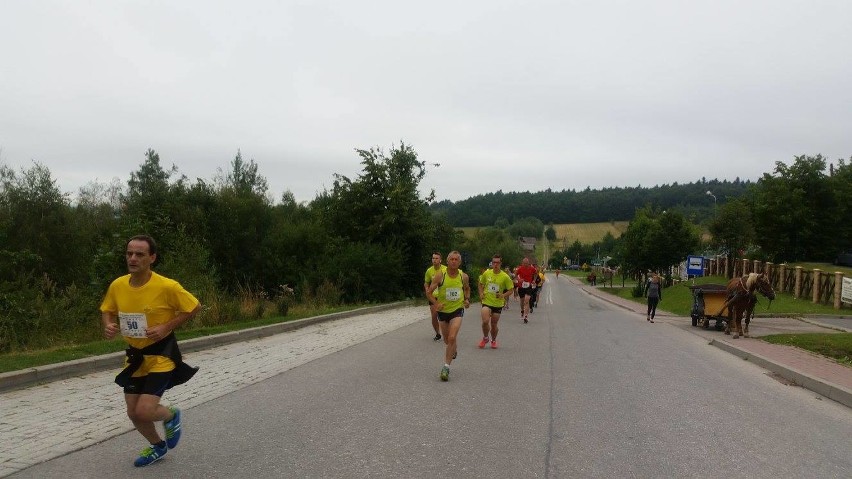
[521,281,530,288]
[444,288,461,301]
[119,312,148,338]
[487,283,499,294]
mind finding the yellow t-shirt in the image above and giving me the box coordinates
[478,269,515,308]
[100,272,200,375]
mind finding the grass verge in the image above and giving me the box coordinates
[762,333,852,366]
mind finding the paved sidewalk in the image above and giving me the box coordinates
[570,276,852,409]
[0,305,424,478]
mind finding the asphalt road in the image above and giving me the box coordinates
[11,277,852,478]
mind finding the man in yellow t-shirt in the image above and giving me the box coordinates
[477,254,515,349]
[100,235,201,467]
[427,250,470,381]
[423,252,446,341]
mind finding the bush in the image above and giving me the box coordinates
[631,283,645,298]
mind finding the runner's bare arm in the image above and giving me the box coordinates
[427,272,444,309]
[101,312,119,339]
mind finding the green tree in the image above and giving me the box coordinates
[622,207,700,278]
[318,142,447,299]
[508,217,544,239]
[708,198,754,265]
[0,162,83,286]
[544,224,557,241]
[207,151,273,291]
[751,155,837,262]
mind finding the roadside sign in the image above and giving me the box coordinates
[842,277,852,305]
[686,255,704,276]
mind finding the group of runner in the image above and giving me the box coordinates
[424,252,546,381]
[101,237,550,468]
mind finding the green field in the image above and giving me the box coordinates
[458,221,629,245]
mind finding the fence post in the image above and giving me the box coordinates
[765,261,772,276]
[794,266,803,299]
[812,269,821,303]
[753,259,761,275]
[835,271,844,310]
[724,256,730,278]
[742,258,750,276]
[779,263,786,291]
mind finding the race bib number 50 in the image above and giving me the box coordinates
[119,312,148,338]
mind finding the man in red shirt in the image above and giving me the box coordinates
[514,257,537,323]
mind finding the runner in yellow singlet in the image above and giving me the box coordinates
[426,250,470,381]
[477,254,515,349]
[423,252,447,341]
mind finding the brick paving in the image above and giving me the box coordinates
[0,306,423,478]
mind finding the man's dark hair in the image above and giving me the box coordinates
[128,234,158,255]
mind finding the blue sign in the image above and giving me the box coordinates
[686,256,704,276]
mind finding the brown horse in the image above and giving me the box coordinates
[601,266,619,288]
[720,273,775,338]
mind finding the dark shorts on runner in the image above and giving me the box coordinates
[518,287,534,298]
[123,371,173,397]
[483,305,503,315]
[437,308,464,322]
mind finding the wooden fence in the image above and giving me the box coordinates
[704,256,848,310]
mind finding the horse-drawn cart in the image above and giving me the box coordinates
[689,284,730,330]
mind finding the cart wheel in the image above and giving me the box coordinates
[715,320,725,331]
[691,314,698,327]
[702,316,710,329]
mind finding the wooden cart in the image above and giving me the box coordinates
[689,284,730,330]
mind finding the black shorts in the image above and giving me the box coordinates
[123,371,173,397]
[483,305,503,315]
[437,308,464,322]
[518,287,534,298]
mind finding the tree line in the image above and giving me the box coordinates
[0,144,461,352]
[430,179,754,226]
[1,146,848,353]
[544,155,852,286]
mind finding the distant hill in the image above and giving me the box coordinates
[458,221,629,245]
[431,179,752,227]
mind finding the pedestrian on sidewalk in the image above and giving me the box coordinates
[427,250,470,381]
[100,235,201,467]
[645,273,662,323]
[477,254,515,349]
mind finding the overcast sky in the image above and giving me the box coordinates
[2,1,850,204]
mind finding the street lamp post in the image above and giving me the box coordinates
[706,190,717,214]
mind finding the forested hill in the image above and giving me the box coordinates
[430,178,752,227]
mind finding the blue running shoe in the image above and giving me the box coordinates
[164,407,182,449]
[134,443,167,467]
[440,365,449,381]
